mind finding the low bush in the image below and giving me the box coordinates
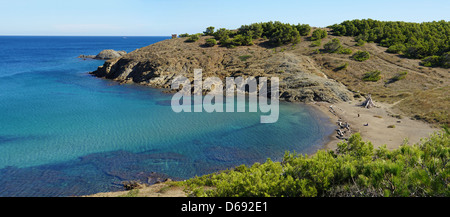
[362,70,382,82]
[311,29,328,41]
[338,48,353,54]
[310,39,321,47]
[334,62,349,71]
[204,38,217,47]
[185,34,200,42]
[356,39,366,46]
[324,38,342,53]
[179,33,190,38]
[352,51,370,61]
[387,71,408,83]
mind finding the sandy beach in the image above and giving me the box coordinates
[312,99,439,151]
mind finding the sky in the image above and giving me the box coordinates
[0,0,449,36]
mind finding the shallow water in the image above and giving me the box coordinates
[0,36,334,196]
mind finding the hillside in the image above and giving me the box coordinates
[91,35,353,103]
[90,26,449,126]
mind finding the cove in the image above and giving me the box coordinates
[0,36,335,196]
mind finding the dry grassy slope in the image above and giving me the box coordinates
[92,35,353,103]
[295,31,449,125]
[91,31,449,125]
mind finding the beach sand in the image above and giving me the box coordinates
[312,100,439,151]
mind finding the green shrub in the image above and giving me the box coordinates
[387,43,406,54]
[232,34,253,46]
[421,55,441,67]
[324,38,342,53]
[179,33,190,38]
[204,38,217,47]
[338,48,353,54]
[441,52,450,68]
[356,39,366,46]
[214,28,233,42]
[295,24,312,36]
[268,24,301,46]
[310,39,321,47]
[362,70,382,82]
[203,26,215,36]
[185,34,200,42]
[311,29,328,41]
[352,51,370,61]
[387,71,408,83]
[238,23,264,39]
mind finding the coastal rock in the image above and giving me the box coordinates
[95,49,127,60]
[78,49,127,60]
[90,37,353,103]
[78,54,96,59]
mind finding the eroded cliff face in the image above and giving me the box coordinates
[90,36,353,103]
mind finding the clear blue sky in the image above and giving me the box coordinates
[1,0,449,36]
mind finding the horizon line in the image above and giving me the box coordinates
[0,35,172,37]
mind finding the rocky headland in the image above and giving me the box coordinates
[79,49,127,60]
[89,37,353,103]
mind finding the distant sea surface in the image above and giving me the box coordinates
[0,36,334,196]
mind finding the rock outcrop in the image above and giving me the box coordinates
[79,49,127,60]
[90,37,353,103]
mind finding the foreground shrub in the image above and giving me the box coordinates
[185,130,450,197]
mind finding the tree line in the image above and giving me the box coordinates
[181,21,312,48]
[328,19,450,68]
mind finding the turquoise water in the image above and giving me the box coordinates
[0,36,334,196]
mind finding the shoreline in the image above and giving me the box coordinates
[86,99,439,197]
[310,100,439,151]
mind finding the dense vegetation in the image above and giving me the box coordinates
[185,130,449,197]
[183,22,313,48]
[328,19,450,68]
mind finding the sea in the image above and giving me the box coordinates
[0,36,334,197]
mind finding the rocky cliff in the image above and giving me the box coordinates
[90,36,353,103]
